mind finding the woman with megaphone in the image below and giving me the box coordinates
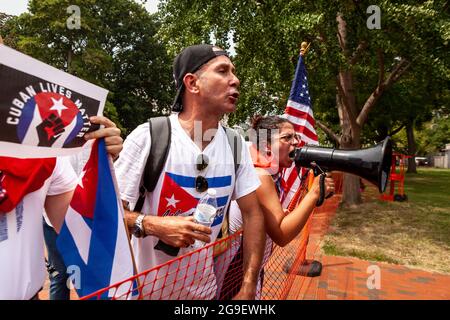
[215,115,334,299]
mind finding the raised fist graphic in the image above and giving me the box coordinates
[37,113,65,147]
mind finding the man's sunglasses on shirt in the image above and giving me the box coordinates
[195,154,209,193]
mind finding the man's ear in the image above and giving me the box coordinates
[0,35,4,44]
[183,73,200,94]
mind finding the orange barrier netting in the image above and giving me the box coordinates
[81,172,344,300]
[81,231,244,300]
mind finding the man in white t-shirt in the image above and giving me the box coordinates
[0,116,122,300]
[115,44,266,300]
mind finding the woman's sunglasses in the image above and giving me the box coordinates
[0,171,7,205]
[195,154,209,193]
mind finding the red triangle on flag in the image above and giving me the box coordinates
[70,141,99,219]
[157,173,198,217]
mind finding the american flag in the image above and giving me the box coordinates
[281,53,319,208]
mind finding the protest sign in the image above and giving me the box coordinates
[0,44,108,158]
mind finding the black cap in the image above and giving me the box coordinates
[171,44,229,112]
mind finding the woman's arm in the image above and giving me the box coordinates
[256,170,334,247]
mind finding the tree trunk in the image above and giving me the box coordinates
[340,139,363,207]
[406,120,417,173]
[342,173,363,207]
[337,80,362,207]
[335,15,363,207]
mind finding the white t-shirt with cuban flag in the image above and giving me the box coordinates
[0,157,77,300]
[115,114,260,300]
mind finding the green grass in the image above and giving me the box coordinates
[404,168,450,207]
[322,168,450,274]
[404,168,450,241]
[322,241,400,264]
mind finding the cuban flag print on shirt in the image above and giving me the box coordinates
[149,171,232,299]
[158,172,232,229]
[57,139,135,299]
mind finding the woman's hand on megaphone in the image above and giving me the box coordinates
[310,173,335,202]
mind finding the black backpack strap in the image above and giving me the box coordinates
[223,127,242,176]
[133,116,171,212]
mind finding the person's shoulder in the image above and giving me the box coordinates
[126,122,150,143]
[168,113,178,121]
[131,121,150,134]
[255,171,274,192]
[219,125,247,146]
[220,125,241,136]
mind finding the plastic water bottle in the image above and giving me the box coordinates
[192,188,218,249]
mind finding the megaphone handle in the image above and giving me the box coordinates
[315,174,326,207]
[312,166,321,176]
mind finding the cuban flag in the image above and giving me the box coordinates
[158,172,232,228]
[57,138,136,299]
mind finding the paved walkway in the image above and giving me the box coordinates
[288,194,450,300]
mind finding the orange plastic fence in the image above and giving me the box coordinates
[82,171,342,300]
[332,172,343,195]
[380,153,410,201]
[81,232,243,300]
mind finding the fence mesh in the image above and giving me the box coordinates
[81,172,344,300]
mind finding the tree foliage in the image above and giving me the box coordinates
[157,0,449,204]
[157,0,449,132]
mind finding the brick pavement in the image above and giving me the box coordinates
[288,194,450,300]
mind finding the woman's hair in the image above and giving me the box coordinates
[250,115,292,150]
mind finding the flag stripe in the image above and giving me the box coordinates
[167,172,232,188]
[289,118,316,136]
[285,105,316,127]
[64,207,92,264]
[287,115,316,133]
[285,101,314,118]
[291,123,318,143]
[195,195,229,208]
[108,194,137,298]
[286,168,300,190]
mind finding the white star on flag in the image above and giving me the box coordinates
[49,97,68,116]
[77,170,87,189]
[166,194,180,208]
